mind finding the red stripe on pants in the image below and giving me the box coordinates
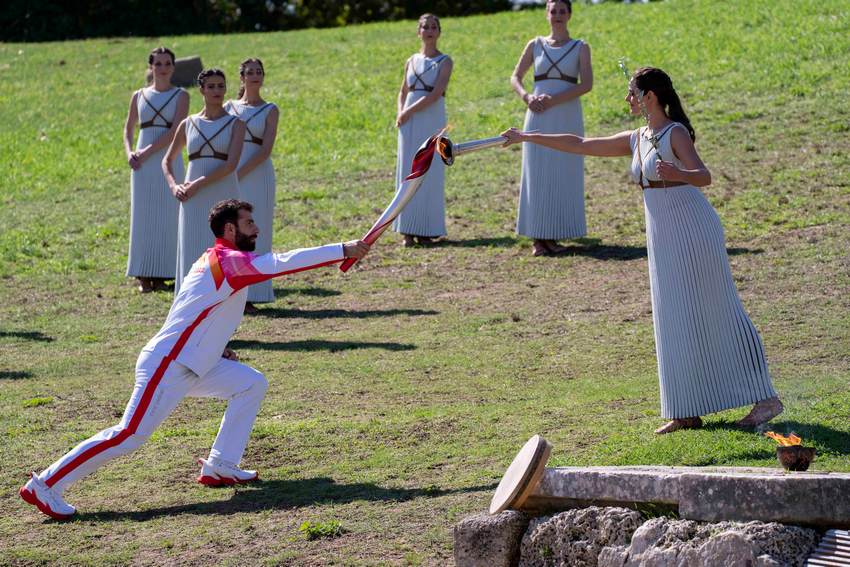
[44,302,220,488]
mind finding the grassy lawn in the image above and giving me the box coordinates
[1,0,849,564]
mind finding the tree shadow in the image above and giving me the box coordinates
[229,339,416,352]
[0,331,54,342]
[255,308,438,319]
[72,478,498,523]
[703,420,850,456]
[0,370,33,380]
[273,286,343,299]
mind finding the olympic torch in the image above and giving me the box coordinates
[339,131,508,272]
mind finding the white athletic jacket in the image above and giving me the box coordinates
[143,238,344,377]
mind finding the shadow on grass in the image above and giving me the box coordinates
[438,236,519,248]
[229,339,416,352]
[0,331,54,342]
[255,307,439,319]
[273,286,343,299]
[542,240,763,262]
[703,420,850,456]
[0,370,33,380]
[73,478,498,522]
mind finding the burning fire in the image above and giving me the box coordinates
[765,432,802,446]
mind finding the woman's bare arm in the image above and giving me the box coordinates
[162,118,187,194]
[124,91,141,170]
[397,59,410,116]
[511,40,536,105]
[501,127,633,157]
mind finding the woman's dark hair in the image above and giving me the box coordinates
[633,67,695,141]
[418,13,441,32]
[198,68,226,88]
[547,0,572,13]
[148,46,175,66]
[237,58,265,99]
[209,199,253,237]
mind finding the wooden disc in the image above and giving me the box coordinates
[489,435,552,514]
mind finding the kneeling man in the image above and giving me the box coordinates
[21,199,369,519]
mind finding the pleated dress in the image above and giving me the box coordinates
[517,37,586,240]
[225,101,277,303]
[392,53,449,238]
[631,124,777,419]
[175,114,241,295]
[126,87,183,279]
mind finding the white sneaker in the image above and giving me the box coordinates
[19,473,76,520]
[196,457,259,487]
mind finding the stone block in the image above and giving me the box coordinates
[525,466,850,528]
[454,510,530,567]
[600,517,818,567]
[523,466,680,513]
[679,470,850,528]
[519,506,643,567]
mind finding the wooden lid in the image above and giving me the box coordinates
[489,435,552,514]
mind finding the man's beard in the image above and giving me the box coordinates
[235,229,256,251]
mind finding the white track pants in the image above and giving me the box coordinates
[38,350,268,494]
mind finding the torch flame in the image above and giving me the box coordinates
[765,431,802,446]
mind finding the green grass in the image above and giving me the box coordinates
[1,0,849,564]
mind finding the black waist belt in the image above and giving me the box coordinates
[188,152,228,161]
[140,120,172,129]
[641,180,687,189]
[533,74,578,84]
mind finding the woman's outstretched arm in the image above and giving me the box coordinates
[500,127,632,157]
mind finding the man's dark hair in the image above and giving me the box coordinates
[209,199,253,237]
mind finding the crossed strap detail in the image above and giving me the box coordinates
[187,116,236,161]
[533,38,580,84]
[408,54,448,96]
[636,123,685,189]
[139,88,181,129]
[228,102,273,145]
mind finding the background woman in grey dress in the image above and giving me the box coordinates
[510,0,593,257]
[225,58,279,312]
[392,13,453,247]
[124,47,189,293]
[501,67,783,434]
[163,69,246,295]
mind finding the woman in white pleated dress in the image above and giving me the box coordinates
[163,68,246,295]
[501,67,783,434]
[124,47,189,293]
[392,13,453,247]
[510,0,592,257]
[224,58,280,311]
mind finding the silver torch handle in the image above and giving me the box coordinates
[453,136,507,156]
[437,135,506,166]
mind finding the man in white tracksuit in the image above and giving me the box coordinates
[20,199,370,520]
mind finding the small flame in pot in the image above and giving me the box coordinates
[765,431,802,446]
